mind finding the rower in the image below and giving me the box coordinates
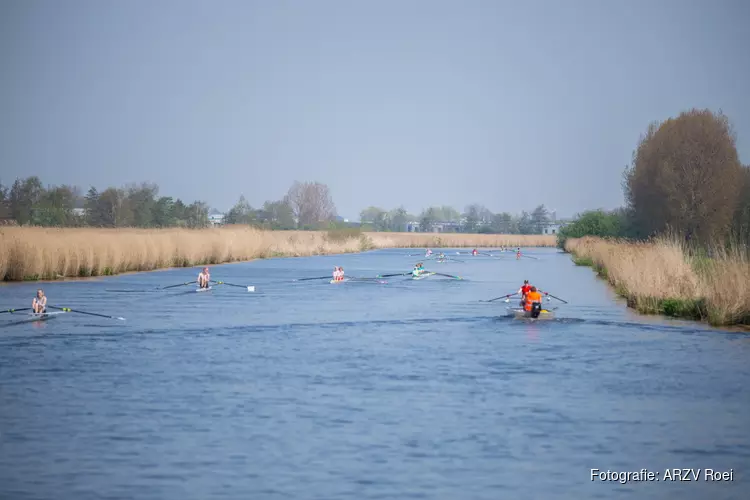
[472,248,478,256]
[338,267,345,281]
[517,280,532,307]
[524,286,544,318]
[32,289,47,313]
[197,267,210,289]
[412,264,421,277]
[426,248,432,257]
[516,247,522,260]
[332,266,339,281]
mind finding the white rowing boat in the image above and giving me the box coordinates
[6,311,67,325]
[330,278,387,284]
[411,272,435,280]
[196,286,212,292]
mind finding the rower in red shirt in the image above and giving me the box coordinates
[517,280,532,307]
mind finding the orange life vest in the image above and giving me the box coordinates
[524,291,543,311]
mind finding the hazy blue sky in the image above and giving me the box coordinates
[1,0,748,218]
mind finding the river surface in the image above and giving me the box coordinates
[1,248,748,500]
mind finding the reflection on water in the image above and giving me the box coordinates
[1,249,748,500]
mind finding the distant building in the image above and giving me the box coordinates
[407,220,463,233]
[208,213,225,226]
[541,220,570,235]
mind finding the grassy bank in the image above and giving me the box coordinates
[565,236,750,327]
[0,226,554,281]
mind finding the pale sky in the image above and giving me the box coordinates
[1,0,748,219]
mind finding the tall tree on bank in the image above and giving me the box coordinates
[152,196,176,228]
[284,181,337,228]
[0,180,9,219]
[9,176,44,225]
[33,185,77,226]
[624,109,743,244]
[224,195,256,225]
[732,165,750,246]
[126,183,158,227]
[259,200,295,229]
[530,205,550,233]
[388,207,409,232]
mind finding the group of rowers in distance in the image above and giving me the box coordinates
[425,247,523,259]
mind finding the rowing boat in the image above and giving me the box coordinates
[507,307,555,320]
[196,286,212,292]
[5,311,67,325]
[331,278,387,284]
[411,272,435,280]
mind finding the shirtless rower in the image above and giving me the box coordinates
[197,267,211,289]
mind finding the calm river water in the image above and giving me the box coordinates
[1,248,748,500]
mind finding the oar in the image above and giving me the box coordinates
[212,280,255,292]
[161,281,193,290]
[293,276,331,282]
[521,254,539,260]
[481,293,517,303]
[542,292,568,304]
[48,305,125,321]
[377,272,410,278]
[1,307,32,314]
[433,272,463,280]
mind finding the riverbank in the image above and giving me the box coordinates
[564,236,750,327]
[0,226,554,281]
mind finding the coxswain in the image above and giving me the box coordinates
[197,267,211,289]
[517,280,532,307]
[524,286,544,318]
[32,289,47,313]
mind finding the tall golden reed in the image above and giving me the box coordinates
[565,236,750,326]
[0,226,554,281]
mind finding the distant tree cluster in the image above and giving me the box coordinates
[360,203,553,234]
[560,108,750,249]
[223,181,336,230]
[0,177,210,228]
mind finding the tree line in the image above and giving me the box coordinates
[359,204,554,234]
[0,177,210,228]
[559,109,750,249]
[0,175,557,234]
[0,178,340,230]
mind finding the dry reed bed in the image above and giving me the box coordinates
[0,226,554,282]
[565,236,750,326]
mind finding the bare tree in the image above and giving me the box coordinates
[284,181,337,228]
[624,109,743,244]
